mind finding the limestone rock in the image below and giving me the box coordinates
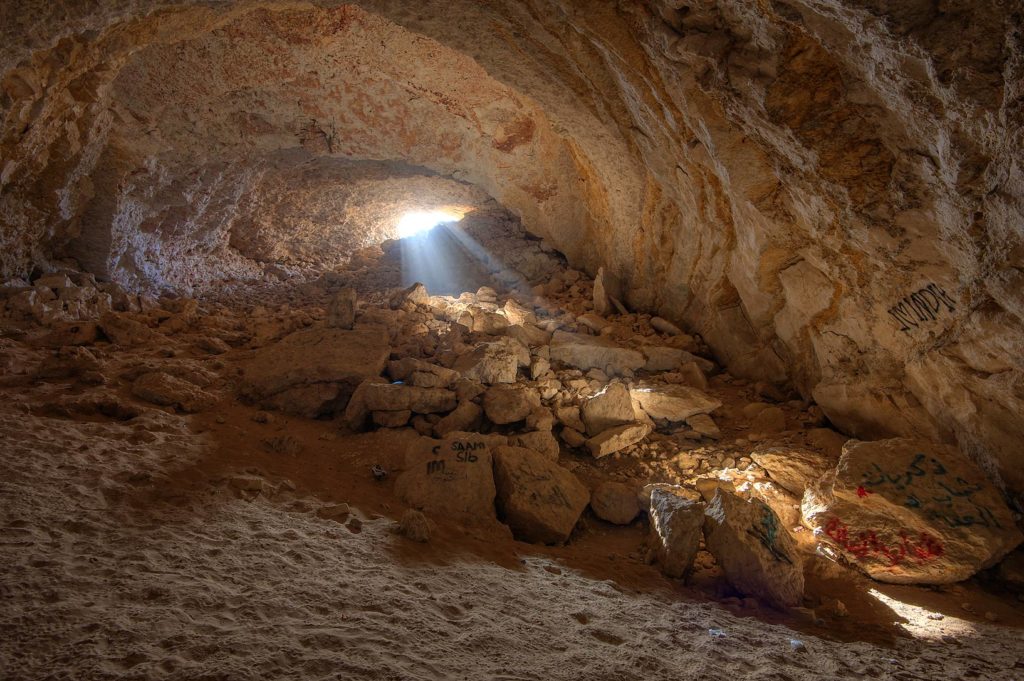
[362,383,456,414]
[241,327,389,416]
[373,410,411,428]
[649,488,705,578]
[581,382,636,436]
[98,312,155,346]
[549,330,644,376]
[592,481,641,525]
[650,317,684,336]
[630,383,721,422]
[326,287,357,329]
[453,340,522,384]
[132,371,215,413]
[560,427,587,448]
[396,509,431,542]
[704,490,805,609]
[483,385,540,424]
[750,406,787,434]
[803,438,1023,584]
[392,357,466,388]
[434,401,482,437]
[507,430,560,461]
[686,413,721,440]
[641,346,688,372]
[394,432,498,523]
[586,422,651,458]
[493,446,589,544]
[750,447,840,497]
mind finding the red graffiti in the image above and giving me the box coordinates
[856,485,872,498]
[824,517,943,567]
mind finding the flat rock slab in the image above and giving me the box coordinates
[586,421,651,458]
[493,445,589,544]
[705,490,804,609]
[240,326,389,415]
[648,488,705,578]
[630,383,721,422]
[549,330,644,376]
[803,438,1022,584]
[394,432,498,523]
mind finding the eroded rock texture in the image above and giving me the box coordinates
[1,1,1022,499]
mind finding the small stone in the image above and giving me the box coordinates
[396,509,431,542]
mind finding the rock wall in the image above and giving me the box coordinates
[1,0,1022,498]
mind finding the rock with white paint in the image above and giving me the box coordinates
[704,489,804,609]
[581,382,637,436]
[630,383,721,422]
[802,438,1023,584]
[493,445,589,544]
[649,488,705,578]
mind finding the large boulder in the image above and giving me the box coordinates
[240,326,389,416]
[394,432,499,522]
[803,438,1023,584]
[630,383,721,422]
[493,446,589,544]
[581,382,637,436]
[549,330,644,376]
[648,488,705,578]
[704,490,805,609]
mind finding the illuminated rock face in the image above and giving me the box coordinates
[2,1,1023,498]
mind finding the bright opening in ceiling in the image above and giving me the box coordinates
[396,209,463,239]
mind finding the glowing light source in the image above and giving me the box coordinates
[396,210,461,239]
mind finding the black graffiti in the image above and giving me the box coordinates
[888,283,956,333]
[426,460,446,474]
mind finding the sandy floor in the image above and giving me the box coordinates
[2,388,1022,680]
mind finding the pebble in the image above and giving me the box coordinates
[789,639,807,653]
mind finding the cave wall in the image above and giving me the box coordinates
[1,0,1022,497]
